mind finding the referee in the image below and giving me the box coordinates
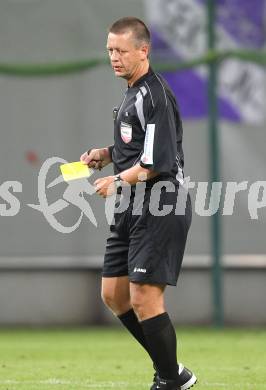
[80,17,197,390]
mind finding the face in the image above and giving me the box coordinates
[106,31,149,84]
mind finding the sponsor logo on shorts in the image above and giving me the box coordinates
[134,267,147,273]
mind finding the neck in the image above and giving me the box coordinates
[127,61,150,87]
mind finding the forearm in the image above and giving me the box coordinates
[119,163,158,185]
[93,163,159,198]
[107,145,114,161]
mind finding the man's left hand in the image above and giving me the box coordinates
[94,176,116,198]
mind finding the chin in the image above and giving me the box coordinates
[115,71,128,79]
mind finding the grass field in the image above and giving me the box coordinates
[0,327,265,390]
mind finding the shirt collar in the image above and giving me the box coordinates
[129,67,154,88]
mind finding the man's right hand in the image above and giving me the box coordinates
[80,148,112,170]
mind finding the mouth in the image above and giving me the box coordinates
[113,66,123,72]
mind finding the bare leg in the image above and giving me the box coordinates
[101,276,131,315]
[130,282,166,321]
[101,276,152,356]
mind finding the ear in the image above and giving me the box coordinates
[139,43,150,60]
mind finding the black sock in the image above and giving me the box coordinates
[118,309,149,352]
[141,312,178,380]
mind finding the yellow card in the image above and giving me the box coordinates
[60,162,94,182]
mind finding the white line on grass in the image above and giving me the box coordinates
[0,379,148,388]
[0,379,266,389]
[204,383,266,388]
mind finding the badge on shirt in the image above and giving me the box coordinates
[120,121,132,143]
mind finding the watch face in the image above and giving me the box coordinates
[114,177,121,188]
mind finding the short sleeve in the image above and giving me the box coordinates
[140,96,177,174]
[108,144,114,160]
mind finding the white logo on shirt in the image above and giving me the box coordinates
[142,123,155,164]
[120,121,132,143]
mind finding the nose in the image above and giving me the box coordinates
[110,50,119,61]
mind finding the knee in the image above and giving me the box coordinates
[130,284,166,321]
[130,292,146,318]
[101,285,131,315]
[101,287,115,309]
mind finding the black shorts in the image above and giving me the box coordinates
[102,181,192,286]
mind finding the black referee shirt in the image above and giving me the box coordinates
[109,67,185,183]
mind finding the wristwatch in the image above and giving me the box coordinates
[113,174,124,189]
